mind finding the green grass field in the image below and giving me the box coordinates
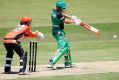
[0,0,119,80]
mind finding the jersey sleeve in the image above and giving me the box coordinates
[25,27,37,37]
[51,10,57,19]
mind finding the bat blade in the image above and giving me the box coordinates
[80,21,100,35]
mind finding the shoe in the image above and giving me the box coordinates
[48,59,57,70]
[4,71,18,74]
[64,62,72,68]
[52,65,57,70]
[4,71,12,74]
[48,59,54,67]
[18,72,28,75]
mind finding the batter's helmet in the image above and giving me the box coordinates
[56,0,67,9]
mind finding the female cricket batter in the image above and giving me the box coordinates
[3,16,44,74]
[48,0,77,68]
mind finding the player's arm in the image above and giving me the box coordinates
[63,13,72,19]
[25,27,37,37]
[63,14,74,24]
[64,19,74,24]
[25,27,44,39]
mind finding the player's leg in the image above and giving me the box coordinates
[13,42,27,74]
[49,47,68,66]
[64,49,72,68]
[69,50,72,66]
[19,52,27,75]
[3,43,14,74]
[58,35,73,67]
[49,31,69,66]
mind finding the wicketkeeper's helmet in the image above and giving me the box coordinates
[20,16,32,26]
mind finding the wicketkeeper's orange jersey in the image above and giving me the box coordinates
[3,24,37,43]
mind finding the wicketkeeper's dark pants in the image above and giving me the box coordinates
[3,42,24,72]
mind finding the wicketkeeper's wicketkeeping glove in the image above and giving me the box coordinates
[36,31,44,39]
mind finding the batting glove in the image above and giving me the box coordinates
[71,15,78,21]
[71,15,82,25]
[73,19,82,25]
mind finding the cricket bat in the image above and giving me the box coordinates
[80,21,100,35]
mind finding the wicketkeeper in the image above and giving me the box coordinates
[3,16,44,74]
[48,0,80,68]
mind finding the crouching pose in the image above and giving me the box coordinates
[48,0,76,69]
[3,16,44,74]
